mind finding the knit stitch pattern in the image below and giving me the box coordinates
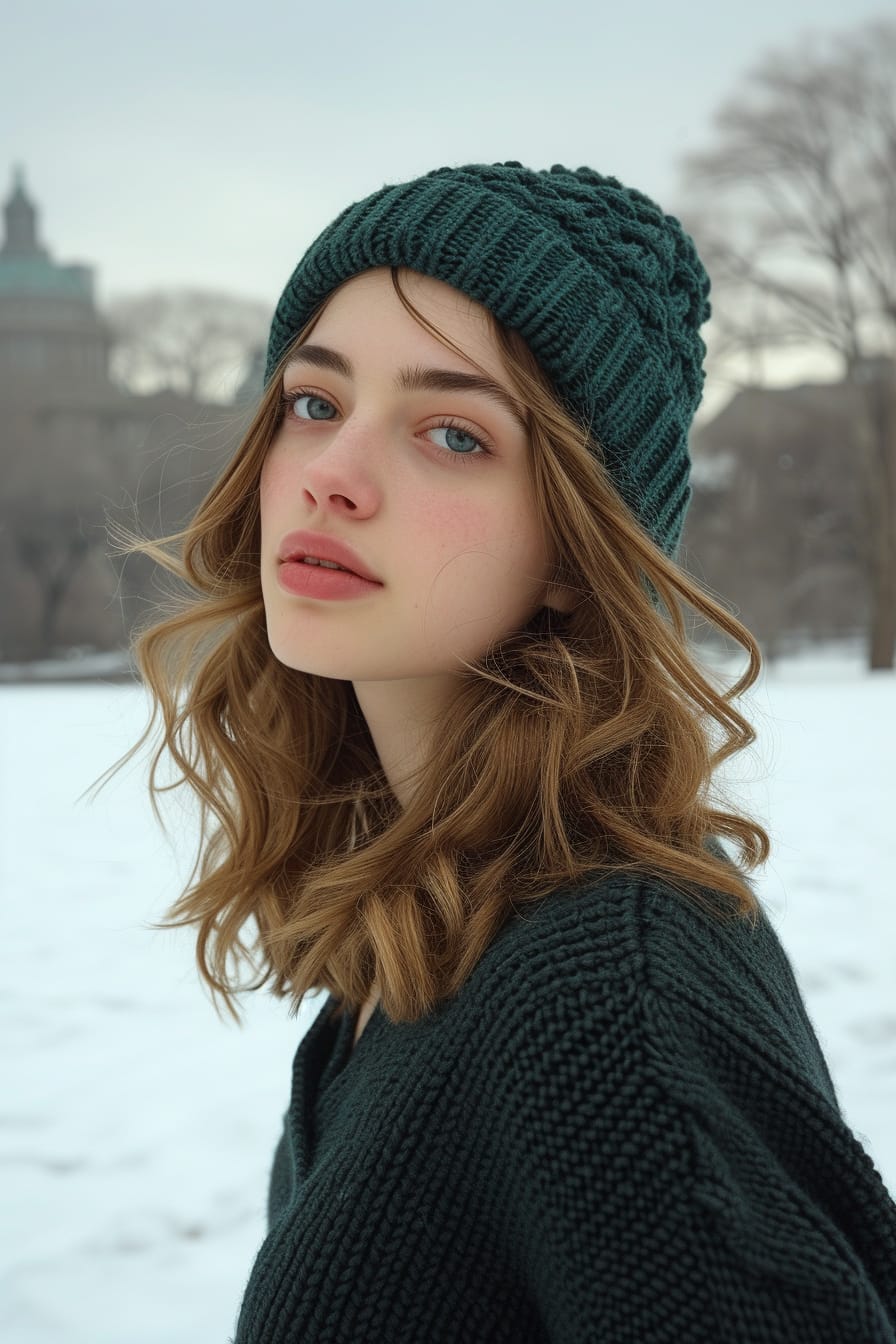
[232,869,896,1343]
[264,162,712,559]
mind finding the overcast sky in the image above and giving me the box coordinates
[4,0,888,404]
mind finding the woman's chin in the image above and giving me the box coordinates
[268,646,348,679]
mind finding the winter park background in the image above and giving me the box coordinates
[5,3,896,1339]
[2,643,895,1343]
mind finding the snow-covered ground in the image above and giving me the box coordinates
[2,645,895,1343]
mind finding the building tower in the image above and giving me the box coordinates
[0,164,113,391]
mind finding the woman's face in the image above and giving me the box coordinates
[260,266,567,689]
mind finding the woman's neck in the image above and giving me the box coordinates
[353,676,452,810]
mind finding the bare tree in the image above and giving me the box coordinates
[681,17,896,670]
[106,288,271,404]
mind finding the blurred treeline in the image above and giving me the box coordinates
[1,15,894,672]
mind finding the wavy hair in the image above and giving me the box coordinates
[107,265,769,1027]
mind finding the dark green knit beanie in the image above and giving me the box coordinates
[265,160,711,560]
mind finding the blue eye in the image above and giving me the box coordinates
[284,392,337,421]
[427,424,483,456]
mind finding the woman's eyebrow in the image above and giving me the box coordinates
[283,343,528,433]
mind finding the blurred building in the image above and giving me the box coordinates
[0,168,241,663]
[684,360,895,657]
[0,164,114,390]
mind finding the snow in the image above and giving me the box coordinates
[2,646,895,1342]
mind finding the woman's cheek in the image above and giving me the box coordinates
[415,495,492,557]
[260,452,293,524]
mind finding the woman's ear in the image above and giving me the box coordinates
[542,578,580,614]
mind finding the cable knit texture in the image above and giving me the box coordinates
[233,868,896,1343]
[264,161,711,560]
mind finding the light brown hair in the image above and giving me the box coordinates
[107,265,769,1027]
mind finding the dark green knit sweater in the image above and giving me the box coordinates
[233,870,896,1343]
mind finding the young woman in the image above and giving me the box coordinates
[122,162,896,1342]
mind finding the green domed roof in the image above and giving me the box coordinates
[0,164,95,301]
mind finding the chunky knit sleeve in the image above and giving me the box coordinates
[499,896,896,1344]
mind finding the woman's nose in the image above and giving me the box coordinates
[299,422,381,516]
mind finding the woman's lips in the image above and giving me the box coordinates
[277,559,383,601]
[276,529,381,583]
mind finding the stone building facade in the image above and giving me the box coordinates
[0,165,114,389]
[0,168,243,661]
